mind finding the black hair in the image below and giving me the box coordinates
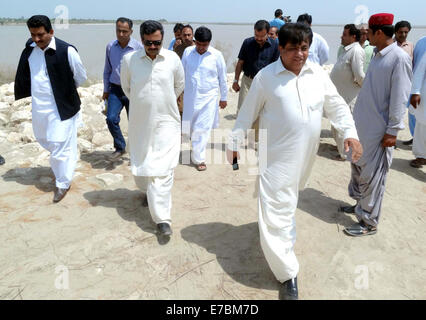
[27,15,52,32]
[254,20,270,32]
[275,9,283,18]
[140,20,164,38]
[369,24,394,38]
[194,26,212,42]
[395,20,411,32]
[116,17,133,29]
[297,13,312,26]
[344,24,361,42]
[173,23,184,33]
[182,24,193,33]
[278,23,313,47]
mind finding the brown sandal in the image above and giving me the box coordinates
[197,163,207,171]
[410,158,426,168]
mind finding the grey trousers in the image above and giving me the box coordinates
[348,146,393,227]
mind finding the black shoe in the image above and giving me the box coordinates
[53,186,70,203]
[111,150,125,160]
[157,223,172,236]
[339,205,356,214]
[279,277,298,300]
[402,139,413,146]
[344,221,377,237]
[0,155,4,165]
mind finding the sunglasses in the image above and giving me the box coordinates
[144,40,162,46]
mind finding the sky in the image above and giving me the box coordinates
[0,0,425,26]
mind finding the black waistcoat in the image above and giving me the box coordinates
[14,37,82,121]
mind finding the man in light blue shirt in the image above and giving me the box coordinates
[103,17,143,159]
[270,9,285,29]
[404,36,426,145]
[168,23,184,50]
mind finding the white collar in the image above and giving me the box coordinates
[31,36,56,51]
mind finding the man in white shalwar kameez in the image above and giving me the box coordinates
[330,24,365,160]
[14,15,87,203]
[121,21,184,237]
[408,52,426,168]
[182,27,228,171]
[227,23,362,300]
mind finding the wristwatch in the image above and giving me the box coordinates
[233,79,238,83]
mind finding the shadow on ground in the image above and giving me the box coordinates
[390,157,426,182]
[317,142,342,161]
[181,222,279,291]
[80,151,128,171]
[1,166,55,192]
[83,188,170,245]
[298,188,356,227]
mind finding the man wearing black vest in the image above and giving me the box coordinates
[14,15,87,203]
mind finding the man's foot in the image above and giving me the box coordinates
[53,186,70,203]
[142,194,148,207]
[402,138,413,146]
[0,155,4,165]
[111,150,125,160]
[410,158,426,168]
[157,223,172,236]
[334,155,346,161]
[343,221,377,237]
[339,205,356,214]
[279,277,298,300]
[196,163,207,171]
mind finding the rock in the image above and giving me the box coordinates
[18,122,35,143]
[77,138,93,153]
[12,97,31,109]
[92,132,111,147]
[7,132,23,143]
[0,101,10,111]
[2,95,14,104]
[0,113,8,127]
[81,95,101,106]
[95,173,124,187]
[10,110,31,124]
[5,83,14,96]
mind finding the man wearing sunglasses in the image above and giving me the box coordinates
[121,20,185,240]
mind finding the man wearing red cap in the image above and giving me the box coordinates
[341,13,412,236]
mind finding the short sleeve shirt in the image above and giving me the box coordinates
[237,37,279,78]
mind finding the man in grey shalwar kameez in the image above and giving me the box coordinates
[341,13,412,236]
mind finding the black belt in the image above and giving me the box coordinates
[110,83,122,89]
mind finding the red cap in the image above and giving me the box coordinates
[369,13,394,26]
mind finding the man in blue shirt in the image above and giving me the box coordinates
[270,9,285,29]
[232,20,279,144]
[103,17,143,159]
[403,36,426,146]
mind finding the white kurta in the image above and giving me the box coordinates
[308,32,330,66]
[181,45,228,164]
[229,59,358,282]
[28,37,87,189]
[409,52,426,158]
[121,48,185,177]
[330,42,365,157]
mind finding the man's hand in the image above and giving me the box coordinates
[232,82,240,92]
[226,149,240,165]
[219,101,227,109]
[173,39,182,50]
[102,92,109,101]
[344,138,363,162]
[382,133,397,148]
[410,94,421,109]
